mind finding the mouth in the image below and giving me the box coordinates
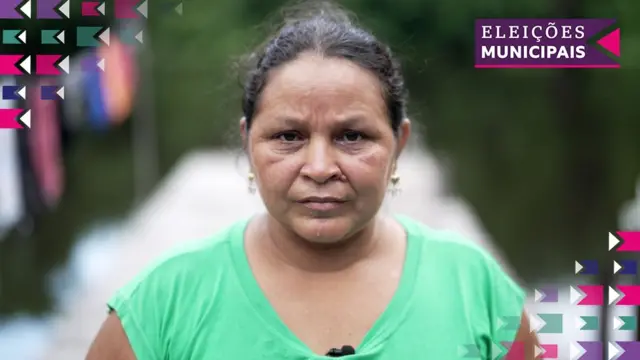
[297,197,347,211]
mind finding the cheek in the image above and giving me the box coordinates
[342,148,392,191]
[251,145,299,193]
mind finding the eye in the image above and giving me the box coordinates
[338,130,364,143]
[275,131,302,142]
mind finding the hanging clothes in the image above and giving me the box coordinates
[26,77,65,209]
[56,97,73,154]
[0,78,25,239]
[16,126,45,225]
[60,53,90,132]
[83,51,111,132]
[58,34,137,133]
[0,130,24,239]
[98,36,137,125]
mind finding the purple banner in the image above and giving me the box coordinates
[475,18,620,68]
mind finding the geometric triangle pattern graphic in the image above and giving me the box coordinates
[597,28,620,57]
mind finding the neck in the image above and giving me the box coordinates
[257,214,384,273]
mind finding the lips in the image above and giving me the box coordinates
[299,196,345,203]
[298,197,347,211]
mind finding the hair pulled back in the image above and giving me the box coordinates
[241,1,408,136]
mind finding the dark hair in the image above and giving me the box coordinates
[241,1,408,136]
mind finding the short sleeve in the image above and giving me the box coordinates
[484,252,527,358]
[107,264,168,360]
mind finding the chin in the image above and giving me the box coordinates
[292,216,356,244]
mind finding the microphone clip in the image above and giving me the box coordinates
[325,345,356,357]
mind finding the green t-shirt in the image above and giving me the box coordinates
[108,215,525,359]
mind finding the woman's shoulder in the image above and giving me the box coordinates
[397,214,524,290]
[105,218,250,359]
[398,214,527,350]
[398,215,499,261]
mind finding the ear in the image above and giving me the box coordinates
[395,118,411,159]
[240,117,248,150]
[239,117,255,172]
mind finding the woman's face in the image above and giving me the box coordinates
[243,53,410,244]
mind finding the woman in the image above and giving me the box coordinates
[87,3,538,359]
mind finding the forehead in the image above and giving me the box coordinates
[255,53,387,122]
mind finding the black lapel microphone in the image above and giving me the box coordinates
[325,345,356,357]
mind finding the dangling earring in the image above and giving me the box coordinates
[389,173,401,196]
[247,172,256,194]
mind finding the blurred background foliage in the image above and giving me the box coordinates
[1,0,639,318]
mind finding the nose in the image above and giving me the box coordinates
[300,137,341,184]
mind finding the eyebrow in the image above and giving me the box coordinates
[276,115,369,128]
[277,117,305,128]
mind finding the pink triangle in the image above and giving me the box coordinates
[597,28,620,57]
